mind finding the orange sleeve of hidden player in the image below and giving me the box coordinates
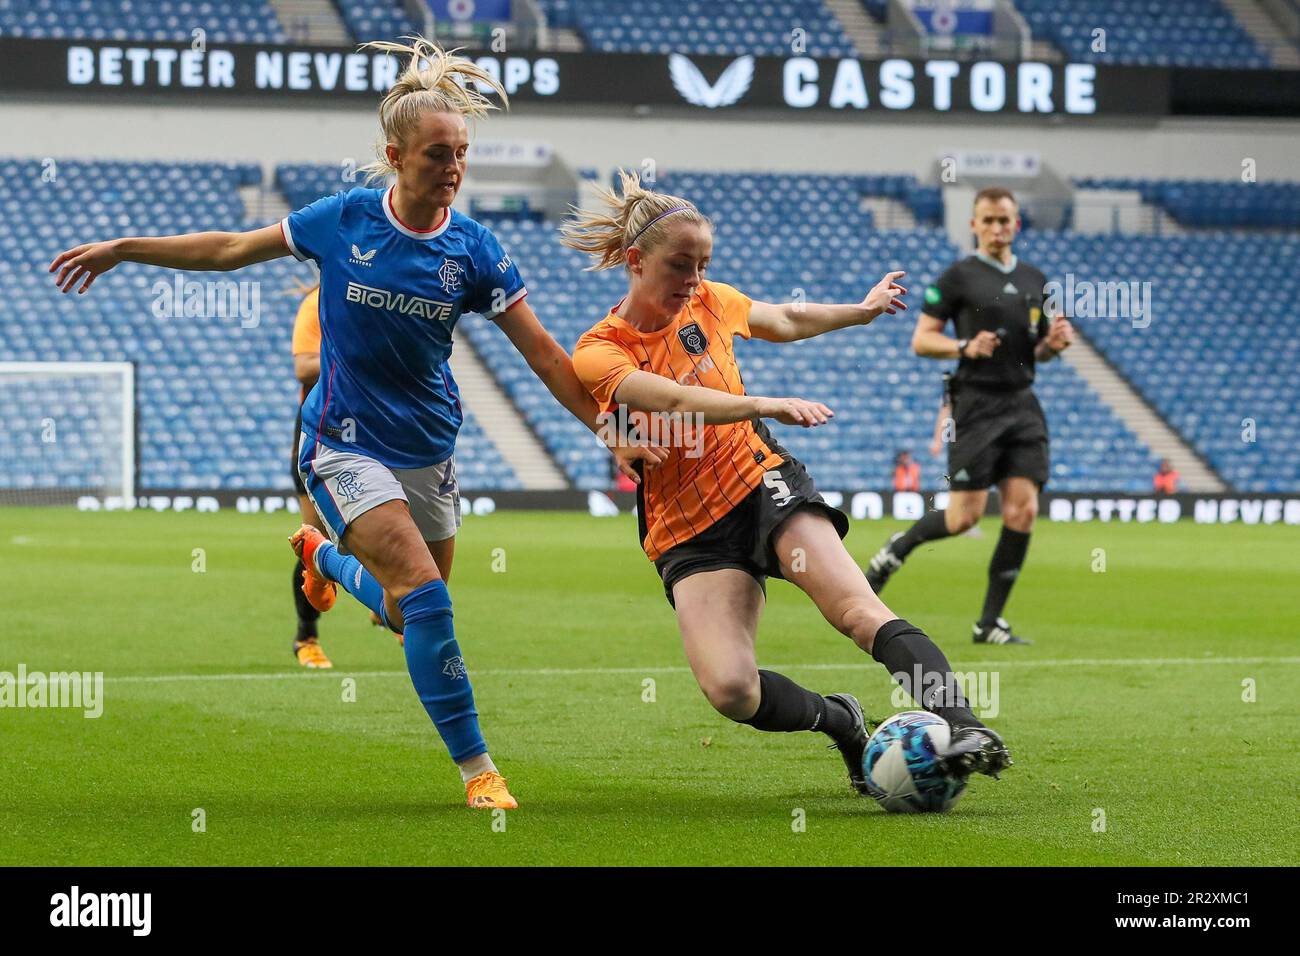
[290,287,321,356]
[573,334,639,414]
[703,280,755,341]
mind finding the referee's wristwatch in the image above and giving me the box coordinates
[956,338,970,358]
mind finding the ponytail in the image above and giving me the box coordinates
[358,36,507,184]
[560,169,710,271]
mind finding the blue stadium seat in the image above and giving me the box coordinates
[460,167,1163,492]
[6,158,1294,495]
[535,0,859,57]
[1075,177,1300,228]
[1015,0,1271,69]
[1018,228,1300,492]
[332,0,417,44]
[0,157,521,492]
[0,0,289,44]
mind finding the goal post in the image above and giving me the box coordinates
[0,361,136,507]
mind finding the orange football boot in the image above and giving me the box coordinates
[293,637,333,669]
[289,525,337,613]
[465,771,518,810]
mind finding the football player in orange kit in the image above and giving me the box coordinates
[567,172,1012,793]
[289,283,335,668]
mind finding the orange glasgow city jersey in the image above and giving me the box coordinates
[573,280,784,561]
[292,286,321,356]
[291,286,321,403]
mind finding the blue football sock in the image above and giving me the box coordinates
[398,580,486,763]
[314,541,385,618]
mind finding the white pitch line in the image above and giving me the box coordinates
[102,655,1300,685]
[109,670,411,684]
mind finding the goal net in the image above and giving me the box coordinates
[0,362,136,507]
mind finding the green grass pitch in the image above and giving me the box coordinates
[1,507,1297,866]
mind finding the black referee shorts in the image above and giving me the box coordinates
[654,453,849,607]
[948,385,1050,491]
[291,405,307,495]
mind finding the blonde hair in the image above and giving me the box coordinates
[358,36,508,185]
[560,169,711,271]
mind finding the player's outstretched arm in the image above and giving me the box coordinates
[497,298,617,429]
[293,352,321,390]
[496,300,668,481]
[749,271,907,342]
[49,223,291,295]
[613,370,833,429]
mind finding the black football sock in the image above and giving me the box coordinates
[891,509,954,560]
[978,527,1031,628]
[293,559,320,641]
[738,670,851,738]
[871,618,981,728]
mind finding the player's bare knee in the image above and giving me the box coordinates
[701,673,759,719]
[837,601,890,652]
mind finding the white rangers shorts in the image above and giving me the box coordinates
[298,433,461,545]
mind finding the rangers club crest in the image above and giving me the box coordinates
[334,470,365,503]
[438,258,465,293]
[677,322,707,355]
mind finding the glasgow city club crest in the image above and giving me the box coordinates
[677,322,707,355]
[438,258,465,293]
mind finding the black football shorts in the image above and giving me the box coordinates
[654,453,849,607]
[947,384,1050,491]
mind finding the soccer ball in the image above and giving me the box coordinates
[862,710,966,813]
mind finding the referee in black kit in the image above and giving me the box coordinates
[866,187,1074,645]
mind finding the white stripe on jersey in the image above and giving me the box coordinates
[484,286,528,320]
[280,218,306,262]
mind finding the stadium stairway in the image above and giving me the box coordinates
[268,0,352,46]
[1063,333,1226,492]
[825,0,889,56]
[239,180,290,226]
[541,27,586,52]
[1011,4,1067,62]
[1143,201,1187,237]
[1220,0,1300,67]
[862,196,916,230]
[446,335,570,490]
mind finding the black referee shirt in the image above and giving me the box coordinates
[922,253,1050,391]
